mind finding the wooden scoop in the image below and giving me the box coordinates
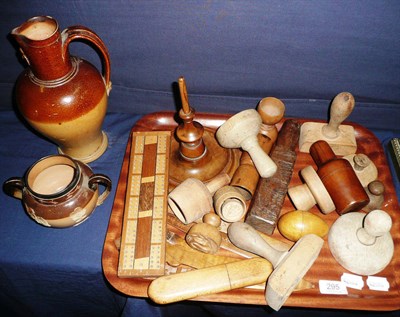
[228,222,323,311]
[216,109,277,178]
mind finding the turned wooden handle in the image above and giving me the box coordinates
[148,258,273,304]
[227,222,287,267]
[322,92,355,139]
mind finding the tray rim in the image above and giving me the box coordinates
[102,111,400,311]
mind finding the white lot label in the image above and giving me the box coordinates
[319,280,348,295]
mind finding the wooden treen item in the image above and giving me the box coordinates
[166,231,238,268]
[186,213,222,254]
[230,97,285,199]
[213,185,247,222]
[168,173,230,224]
[147,257,273,304]
[299,92,357,155]
[169,77,238,185]
[328,210,394,276]
[245,119,301,235]
[364,180,385,212]
[287,165,335,214]
[227,222,323,311]
[216,109,277,178]
[343,153,378,187]
[309,140,369,215]
[117,131,170,277]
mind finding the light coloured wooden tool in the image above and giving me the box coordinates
[277,210,329,242]
[186,213,222,254]
[216,109,277,178]
[230,97,284,199]
[287,165,335,214]
[118,131,170,277]
[328,210,394,276]
[245,119,301,235]
[228,222,323,311]
[213,185,247,222]
[364,180,385,212]
[166,231,238,268]
[299,92,357,155]
[168,173,230,224]
[343,153,378,187]
[148,257,273,304]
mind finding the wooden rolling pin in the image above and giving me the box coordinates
[148,257,273,304]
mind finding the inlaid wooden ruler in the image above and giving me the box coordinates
[118,131,171,277]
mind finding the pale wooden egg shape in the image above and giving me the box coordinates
[278,210,329,242]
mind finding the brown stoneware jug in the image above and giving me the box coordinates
[11,16,111,163]
[3,154,112,228]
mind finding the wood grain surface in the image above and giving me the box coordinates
[102,111,400,311]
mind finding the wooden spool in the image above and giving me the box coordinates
[213,185,247,223]
[299,92,357,155]
[216,109,277,178]
[328,210,394,276]
[287,165,335,214]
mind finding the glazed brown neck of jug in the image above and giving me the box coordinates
[12,16,73,81]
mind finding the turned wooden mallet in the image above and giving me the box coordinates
[216,109,277,178]
[228,222,323,311]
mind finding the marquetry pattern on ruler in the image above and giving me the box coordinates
[118,131,171,277]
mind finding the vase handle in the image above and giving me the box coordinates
[3,177,25,200]
[62,25,112,95]
[88,174,112,206]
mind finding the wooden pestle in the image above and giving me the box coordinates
[230,97,285,199]
[309,140,369,215]
[228,222,323,311]
[216,109,277,178]
[245,119,301,235]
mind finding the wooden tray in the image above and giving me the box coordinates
[102,111,400,311]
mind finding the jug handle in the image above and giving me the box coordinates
[88,174,112,206]
[62,26,112,95]
[3,177,25,200]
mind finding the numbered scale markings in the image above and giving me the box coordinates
[118,131,171,277]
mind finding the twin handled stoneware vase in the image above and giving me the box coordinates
[11,16,111,163]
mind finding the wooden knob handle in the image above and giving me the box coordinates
[357,210,392,246]
[227,222,287,267]
[322,92,355,139]
[178,76,190,114]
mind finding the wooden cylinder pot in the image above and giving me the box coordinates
[309,140,369,215]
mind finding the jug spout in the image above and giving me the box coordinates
[11,16,73,81]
